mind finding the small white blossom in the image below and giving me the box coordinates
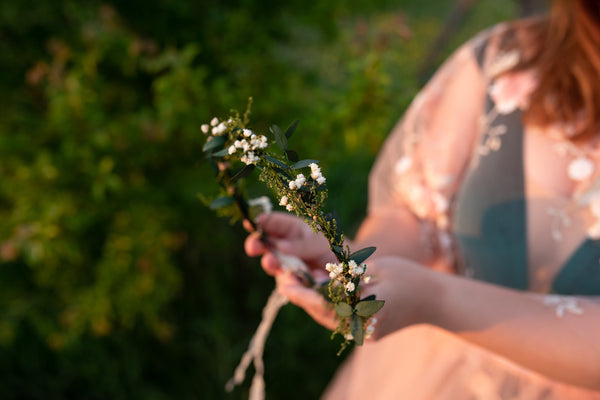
[345,282,356,293]
[201,124,210,134]
[243,129,253,137]
[316,176,326,185]
[365,317,378,339]
[289,181,297,190]
[248,196,273,214]
[241,151,260,165]
[294,174,306,188]
[279,196,288,206]
[210,117,219,126]
[363,276,371,284]
[228,145,237,155]
[212,122,228,135]
[286,204,294,212]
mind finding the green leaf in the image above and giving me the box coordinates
[202,136,226,152]
[291,159,319,170]
[209,196,234,210]
[263,155,289,170]
[285,119,299,139]
[350,314,364,345]
[361,294,376,302]
[270,125,288,151]
[349,247,376,264]
[211,147,231,157]
[335,302,353,318]
[231,164,256,182]
[285,149,299,163]
[355,300,385,317]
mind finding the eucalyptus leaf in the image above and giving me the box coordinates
[270,125,288,151]
[349,247,376,264]
[361,294,376,302]
[291,159,319,170]
[285,119,299,139]
[263,154,289,170]
[285,149,299,163]
[209,196,234,210]
[335,302,353,318]
[202,136,226,152]
[355,300,385,317]
[211,147,231,157]
[350,314,364,346]
[231,164,256,182]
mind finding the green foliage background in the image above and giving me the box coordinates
[0,1,517,398]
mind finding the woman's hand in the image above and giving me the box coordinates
[361,256,443,340]
[244,212,335,276]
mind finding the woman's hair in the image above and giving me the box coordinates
[512,0,600,138]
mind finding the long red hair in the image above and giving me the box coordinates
[513,0,600,138]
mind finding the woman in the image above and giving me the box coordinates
[246,0,600,398]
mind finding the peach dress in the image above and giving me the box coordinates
[323,23,600,399]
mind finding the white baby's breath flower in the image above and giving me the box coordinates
[248,196,273,214]
[201,124,210,134]
[212,122,228,135]
[286,204,294,212]
[316,176,326,185]
[345,282,356,293]
[243,129,253,137]
[279,196,288,206]
[289,181,297,190]
[294,174,306,187]
[228,145,237,155]
[210,117,219,126]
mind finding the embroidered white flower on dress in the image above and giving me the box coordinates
[567,157,594,181]
[489,70,537,115]
[543,295,584,317]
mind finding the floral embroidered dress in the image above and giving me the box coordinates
[323,23,600,399]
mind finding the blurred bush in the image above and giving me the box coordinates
[0,0,515,398]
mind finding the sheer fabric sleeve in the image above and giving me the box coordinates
[368,38,488,270]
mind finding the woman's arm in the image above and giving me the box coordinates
[366,256,600,391]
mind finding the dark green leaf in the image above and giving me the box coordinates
[285,149,299,163]
[231,164,256,182]
[349,247,376,264]
[335,302,353,318]
[361,294,376,302]
[350,314,364,345]
[285,119,299,139]
[202,136,226,152]
[331,245,344,257]
[263,155,289,170]
[209,196,234,210]
[291,159,319,170]
[355,300,385,317]
[211,147,231,157]
[270,125,288,151]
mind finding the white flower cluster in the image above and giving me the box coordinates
[248,196,273,215]
[202,117,229,136]
[325,259,370,294]
[288,173,306,190]
[278,195,294,212]
[227,129,268,165]
[309,163,326,185]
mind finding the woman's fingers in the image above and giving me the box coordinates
[275,272,337,331]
